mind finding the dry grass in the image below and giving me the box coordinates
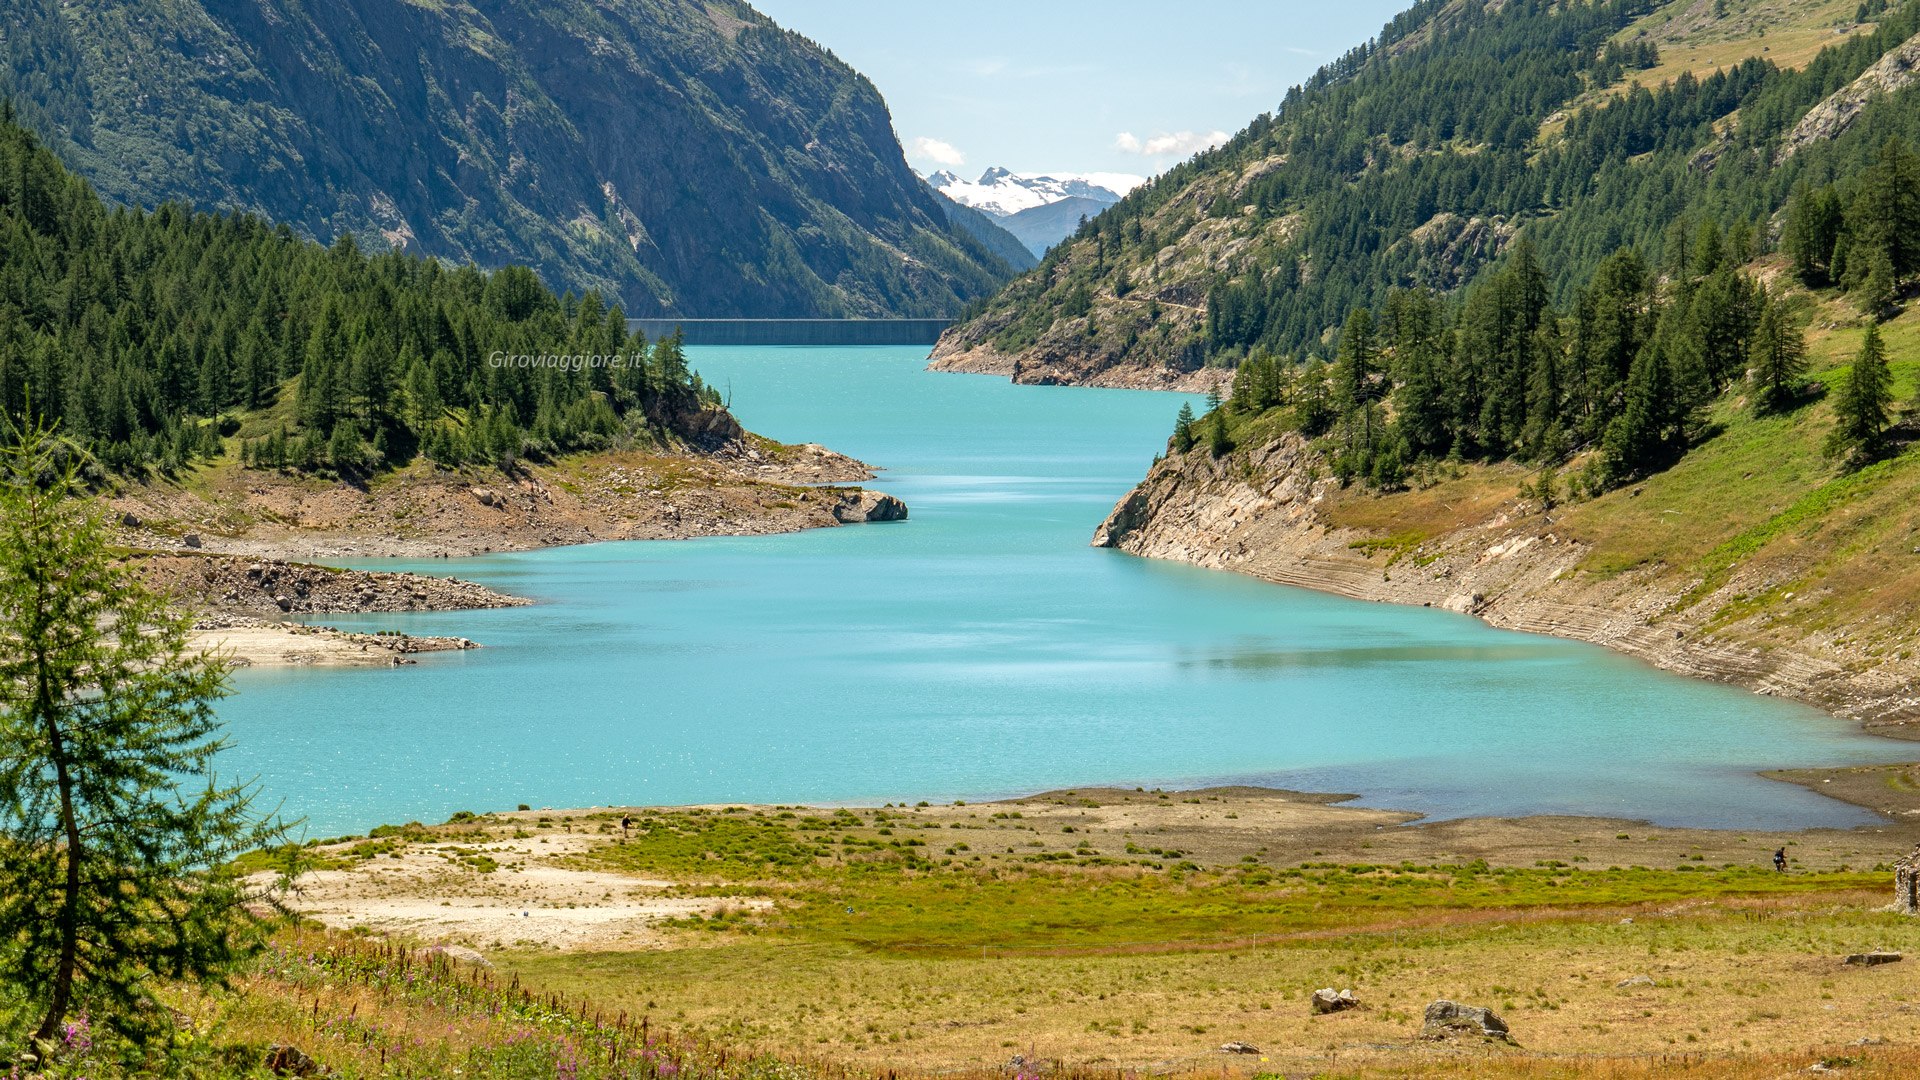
[1628,0,1867,85]
[1535,0,1868,144]
[502,898,1920,1073]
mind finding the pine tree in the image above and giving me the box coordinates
[1827,324,1894,461]
[1333,307,1377,414]
[0,427,284,1043]
[1603,343,1675,481]
[1206,408,1233,458]
[1748,295,1807,412]
[1858,245,1898,322]
[1172,401,1196,452]
[1853,137,1920,282]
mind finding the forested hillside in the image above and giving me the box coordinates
[1064,0,1920,728]
[0,0,1014,318]
[0,112,727,474]
[935,0,1919,390]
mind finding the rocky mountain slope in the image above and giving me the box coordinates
[934,0,1910,387]
[925,185,1038,270]
[0,0,1014,317]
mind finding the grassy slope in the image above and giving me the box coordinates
[1316,266,1920,670]
[1629,0,1868,86]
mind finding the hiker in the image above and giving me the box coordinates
[1773,847,1787,872]
[620,813,632,838]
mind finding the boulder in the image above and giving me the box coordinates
[1218,1041,1259,1054]
[470,487,498,507]
[121,512,141,528]
[1845,951,1902,966]
[263,1044,321,1077]
[1616,974,1654,987]
[832,490,909,524]
[1420,1000,1511,1043]
[183,533,202,548]
[1310,988,1358,1014]
[679,405,747,449]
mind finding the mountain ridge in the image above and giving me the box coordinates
[0,0,1015,318]
[933,0,1910,388]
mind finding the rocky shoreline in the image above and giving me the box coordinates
[1093,434,1920,739]
[191,613,482,668]
[136,552,529,616]
[926,337,1229,393]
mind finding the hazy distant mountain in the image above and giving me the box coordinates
[924,185,1040,271]
[927,168,1144,255]
[0,0,1018,318]
[997,196,1114,257]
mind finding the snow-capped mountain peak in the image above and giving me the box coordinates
[927,168,1147,219]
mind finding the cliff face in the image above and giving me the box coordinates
[1095,436,1920,736]
[0,0,1013,317]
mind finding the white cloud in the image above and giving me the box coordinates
[1113,129,1230,157]
[910,136,967,167]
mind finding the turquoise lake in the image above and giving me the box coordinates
[219,346,1908,836]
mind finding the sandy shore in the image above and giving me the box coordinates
[271,825,770,950]
[194,616,481,667]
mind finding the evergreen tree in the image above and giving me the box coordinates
[1785,183,1845,286]
[0,427,284,1043]
[1206,408,1233,458]
[1827,324,1895,461]
[1172,401,1196,452]
[1852,137,1920,283]
[1858,245,1898,321]
[1296,358,1335,436]
[1333,306,1380,460]
[1603,342,1676,482]
[1390,290,1450,456]
[1748,295,1808,412]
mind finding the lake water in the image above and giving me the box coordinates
[219,347,1907,836]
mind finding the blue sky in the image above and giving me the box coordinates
[751,0,1416,182]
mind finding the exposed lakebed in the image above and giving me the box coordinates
[220,347,1911,835]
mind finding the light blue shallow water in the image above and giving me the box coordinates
[219,346,1908,836]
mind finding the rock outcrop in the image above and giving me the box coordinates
[1779,31,1920,162]
[831,491,909,524]
[1310,988,1359,1014]
[1420,1001,1512,1043]
[1893,845,1920,914]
